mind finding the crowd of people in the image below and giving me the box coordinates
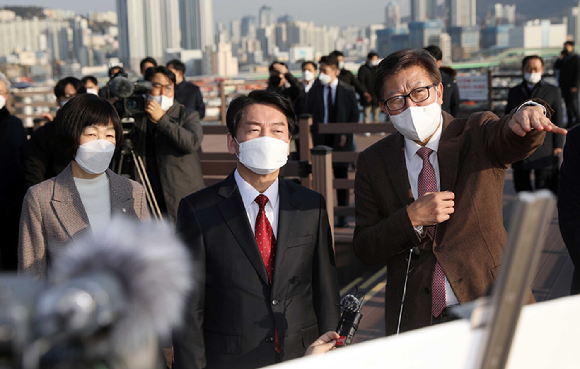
[0,44,579,369]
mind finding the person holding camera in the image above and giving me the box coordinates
[18,94,149,279]
[133,66,204,222]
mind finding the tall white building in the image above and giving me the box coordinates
[385,1,401,30]
[180,0,215,51]
[117,0,181,71]
[449,0,476,27]
[259,6,274,29]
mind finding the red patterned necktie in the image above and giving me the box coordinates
[416,147,446,318]
[254,194,280,352]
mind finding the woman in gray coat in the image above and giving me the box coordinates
[18,94,150,278]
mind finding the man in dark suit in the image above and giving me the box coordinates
[173,90,340,369]
[424,45,460,117]
[167,59,206,119]
[555,41,580,127]
[358,52,381,123]
[307,54,359,228]
[330,50,371,104]
[505,55,564,193]
[558,126,580,295]
[354,48,566,336]
[266,61,303,106]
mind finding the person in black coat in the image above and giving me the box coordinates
[424,45,460,117]
[555,41,580,127]
[358,52,381,122]
[266,61,302,105]
[505,55,564,193]
[167,59,206,119]
[0,75,27,271]
[307,54,359,227]
[559,125,580,295]
[330,50,371,104]
[21,77,86,190]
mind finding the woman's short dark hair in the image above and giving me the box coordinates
[375,48,441,103]
[226,90,296,138]
[146,66,176,85]
[56,94,123,157]
[54,77,86,99]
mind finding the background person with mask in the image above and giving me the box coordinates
[555,41,580,127]
[0,72,27,271]
[173,90,339,369]
[21,77,86,190]
[358,52,381,123]
[167,59,206,119]
[266,61,302,106]
[18,94,149,279]
[133,65,204,222]
[505,55,564,193]
[82,75,100,95]
[330,50,371,104]
[307,54,359,228]
[424,45,460,117]
[294,61,319,117]
[354,48,565,336]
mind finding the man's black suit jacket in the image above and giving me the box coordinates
[173,172,340,369]
[306,81,359,152]
[558,126,580,294]
[175,81,206,119]
[505,80,564,169]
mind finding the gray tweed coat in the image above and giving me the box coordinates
[18,163,150,278]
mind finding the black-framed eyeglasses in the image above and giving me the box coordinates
[383,84,437,111]
[151,82,174,93]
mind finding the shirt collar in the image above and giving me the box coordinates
[234,169,279,209]
[404,115,443,161]
[328,78,339,89]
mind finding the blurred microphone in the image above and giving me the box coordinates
[110,75,134,98]
[42,216,193,357]
[335,294,363,347]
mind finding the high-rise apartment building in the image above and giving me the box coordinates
[259,6,274,29]
[180,0,215,51]
[411,0,437,22]
[448,0,476,27]
[385,1,401,30]
[117,0,183,71]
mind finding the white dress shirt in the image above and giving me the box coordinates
[234,169,280,239]
[403,116,459,306]
[303,80,315,93]
[323,78,339,124]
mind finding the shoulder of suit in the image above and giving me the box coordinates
[280,177,322,199]
[107,170,144,193]
[359,133,398,159]
[338,81,356,93]
[25,175,58,202]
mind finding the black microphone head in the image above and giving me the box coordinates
[411,247,420,259]
[51,216,193,354]
[110,75,134,98]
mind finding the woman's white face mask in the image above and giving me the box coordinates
[235,136,289,175]
[75,139,116,175]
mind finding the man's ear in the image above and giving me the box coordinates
[227,133,237,155]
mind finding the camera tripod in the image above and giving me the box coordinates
[112,136,165,223]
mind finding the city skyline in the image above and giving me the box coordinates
[1,0,415,27]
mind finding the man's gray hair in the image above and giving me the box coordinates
[0,71,11,90]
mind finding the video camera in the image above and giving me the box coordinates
[108,72,152,119]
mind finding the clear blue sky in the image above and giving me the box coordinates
[0,0,413,27]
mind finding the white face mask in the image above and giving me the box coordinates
[318,73,332,86]
[235,136,289,175]
[338,61,345,70]
[86,88,99,95]
[303,70,314,82]
[370,59,379,67]
[148,94,174,112]
[524,72,542,84]
[75,139,116,175]
[0,95,5,110]
[389,97,442,142]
